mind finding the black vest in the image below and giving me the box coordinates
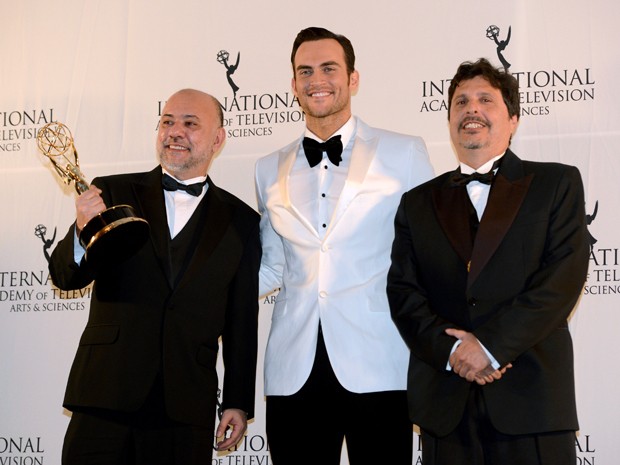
[167,191,210,287]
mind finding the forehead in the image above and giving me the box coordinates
[453,75,502,98]
[294,38,346,67]
[162,92,212,118]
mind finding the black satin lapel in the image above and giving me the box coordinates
[176,183,232,289]
[432,186,474,266]
[467,172,534,287]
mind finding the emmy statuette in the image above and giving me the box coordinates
[37,122,150,265]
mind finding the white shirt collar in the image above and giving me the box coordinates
[460,152,505,175]
[161,168,207,185]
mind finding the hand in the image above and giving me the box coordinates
[215,408,248,451]
[473,363,513,385]
[446,328,492,382]
[75,185,106,233]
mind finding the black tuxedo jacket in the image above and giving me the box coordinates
[49,166,260,426]
[387,150,589,437]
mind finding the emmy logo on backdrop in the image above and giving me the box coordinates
[486,24,512,71]
[34,224,56,263]
[217,49,240,96]
[36,122,150,265]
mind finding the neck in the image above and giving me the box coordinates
[458,148,507,170]
[306,112,351,141]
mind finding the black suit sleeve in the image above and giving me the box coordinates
[387,193,457,371]
[221,217,261,419]
[48,223,96,291]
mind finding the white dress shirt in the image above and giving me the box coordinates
[162,170,208,239]
[460,153,504,220]
[449,153,505,371]
[289,116,356,237]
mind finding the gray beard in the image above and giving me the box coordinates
[462,142,484,150]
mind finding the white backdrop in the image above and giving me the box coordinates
[1,0,618,463]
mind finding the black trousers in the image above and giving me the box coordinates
[421,385,577,465]
[266,327,413,465]
[62,380,214,465]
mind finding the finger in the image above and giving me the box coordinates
[445,328,464,338]
[215,420,228,439]
[217,424,245,451]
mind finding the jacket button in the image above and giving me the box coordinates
[467,298,477,306]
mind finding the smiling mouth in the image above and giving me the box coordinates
[307,89,332,98]
[461,119,487,130]
[166,144,189,152]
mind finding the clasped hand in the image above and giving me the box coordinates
[445,328,511,385]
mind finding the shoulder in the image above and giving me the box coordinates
[505,150,579,177]
[512,152,583,188]
[208,180,259,222]
[358,118,424,142]
[91,167,158,188]
[357,118,429,157]
[404,170,451,197]
[256,138,299,168]
[523,159,581,177]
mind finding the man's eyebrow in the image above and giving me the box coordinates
[295,61,341,71]
[161,113,199,119]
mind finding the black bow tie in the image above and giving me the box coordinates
[302,135,343,167]
[450,159,502,187]
[162,173,207,196]
[450,171,495,187]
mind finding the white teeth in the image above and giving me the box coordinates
[169,145,187,150]
[311,92,330,97]
[464,122,484,129]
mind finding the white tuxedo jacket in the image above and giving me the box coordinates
[255,117,434,395]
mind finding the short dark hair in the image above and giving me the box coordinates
[291,27,356,75]
[447,58,520,120]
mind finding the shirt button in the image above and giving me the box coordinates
[319,291,328,298]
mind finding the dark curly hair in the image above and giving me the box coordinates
[447,58,520,120]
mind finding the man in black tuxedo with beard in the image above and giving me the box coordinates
[49,89,260,465]
[387,59,589,465]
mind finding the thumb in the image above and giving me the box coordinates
[445,328,464,339]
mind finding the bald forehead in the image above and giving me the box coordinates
[163,89,223,125]
[166,89,213,110]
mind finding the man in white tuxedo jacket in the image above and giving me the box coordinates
[255,27,434,465]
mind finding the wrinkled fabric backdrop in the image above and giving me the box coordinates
[1,1,617,463]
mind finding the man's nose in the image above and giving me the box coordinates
[167,122,184,138]
[464,101,479,114]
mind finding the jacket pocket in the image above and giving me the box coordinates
[78,324,119,346]
[196,344,218,369]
